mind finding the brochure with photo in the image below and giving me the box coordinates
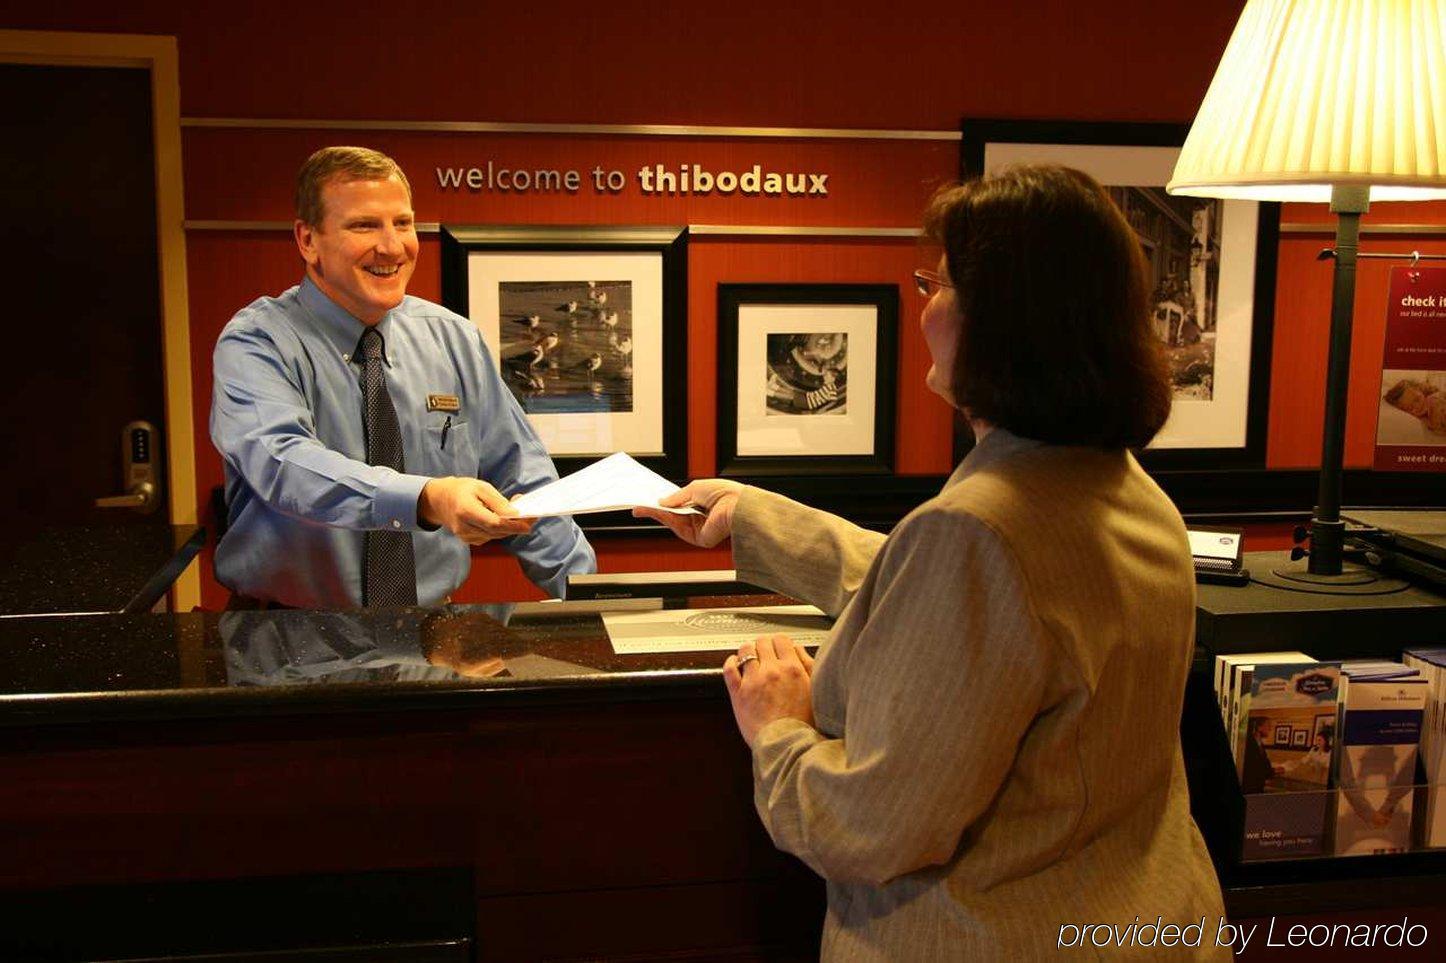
[1220,652,1314,769]
[1334,662,1428,856]
[1239,661,1340,861]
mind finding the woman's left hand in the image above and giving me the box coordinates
[724,634,816,747]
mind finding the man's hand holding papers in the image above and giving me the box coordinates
[420,477,534,545]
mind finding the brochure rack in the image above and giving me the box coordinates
[1182,662,1446,917]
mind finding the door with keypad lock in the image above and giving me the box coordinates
[2,63,172,548]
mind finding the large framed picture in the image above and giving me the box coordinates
[957,119,1279,470]
[441,226,688,479]
[718,283,898,476]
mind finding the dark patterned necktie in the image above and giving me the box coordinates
[359,327,418,607]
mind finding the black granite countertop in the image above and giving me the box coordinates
[0,523,204,615]
[0,597,817,727]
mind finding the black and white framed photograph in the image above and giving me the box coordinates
[958,119,1278,470]
[718,284,897,476]
[441,226,687,478]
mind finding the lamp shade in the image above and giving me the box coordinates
[1168,0,1446,201]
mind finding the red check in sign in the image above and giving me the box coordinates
[1374,266,1446,471]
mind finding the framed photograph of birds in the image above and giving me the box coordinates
[442,225,688,479]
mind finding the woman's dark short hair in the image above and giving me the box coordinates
[923,164,1172,449]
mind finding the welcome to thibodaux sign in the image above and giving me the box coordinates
[435,161,830,196]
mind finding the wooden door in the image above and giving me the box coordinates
[0,31,198,612]
[3,62,167,539]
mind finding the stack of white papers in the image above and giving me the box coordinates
[511,452,698,518]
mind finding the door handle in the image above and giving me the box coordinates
[96,421,162,515]
[96,481,156,509]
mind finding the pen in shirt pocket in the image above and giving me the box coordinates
[440,416,451,451]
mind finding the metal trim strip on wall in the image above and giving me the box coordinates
[1281,223,1446,236]
[183,221,923,238]
[188,221,1446,239]
[689,224,920,237]
[181,117,962,142]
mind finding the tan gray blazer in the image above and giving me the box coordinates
[733,428,1228,961]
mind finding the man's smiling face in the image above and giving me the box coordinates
[295,174,418,325]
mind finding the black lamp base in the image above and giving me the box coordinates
[1260,560,1409,596]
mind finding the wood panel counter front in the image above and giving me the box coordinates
[7,598,1445,961]
[0,601,824,961]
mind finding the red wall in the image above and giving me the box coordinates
[10,1,1240,127]
[11,1,1445,606]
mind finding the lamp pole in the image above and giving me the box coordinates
[1308,184,1370,577]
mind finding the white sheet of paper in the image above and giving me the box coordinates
[510,452,696,518]
[603,604,831,655]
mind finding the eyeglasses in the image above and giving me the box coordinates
[912,268,953,298]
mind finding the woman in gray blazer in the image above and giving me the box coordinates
[637,165,1228,961]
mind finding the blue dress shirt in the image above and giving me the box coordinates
[211,277,596,607]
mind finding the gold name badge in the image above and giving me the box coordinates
[426,393,461,413]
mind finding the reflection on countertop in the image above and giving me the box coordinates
[0,597,786,727]
[223,605,522,686]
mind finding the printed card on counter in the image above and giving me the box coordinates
[603,605,831,655]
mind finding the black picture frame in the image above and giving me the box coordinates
[441,225,688,480]
[954,118,1279,471]
[717,283,898,477]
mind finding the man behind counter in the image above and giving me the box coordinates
[211,146,595,608]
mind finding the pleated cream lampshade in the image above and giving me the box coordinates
[1168,0,1446,201]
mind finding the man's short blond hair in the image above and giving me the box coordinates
[295,146,412,226]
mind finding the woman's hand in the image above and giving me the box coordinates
[632,478,744,548]
[723,634,816,747]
